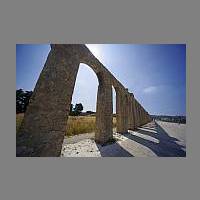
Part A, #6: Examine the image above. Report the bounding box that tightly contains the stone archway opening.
[65,63,99,138]
[112,86,117,133]
[64,61,113,146]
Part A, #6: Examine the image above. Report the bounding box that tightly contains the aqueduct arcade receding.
[17,44,152,157]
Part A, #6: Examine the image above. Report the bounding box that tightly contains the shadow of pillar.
[124,122,186,157]
[97,142,134,157]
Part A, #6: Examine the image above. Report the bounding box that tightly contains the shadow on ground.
[125,121,186,157]
[61,121,185,157]
[96,142,134,157]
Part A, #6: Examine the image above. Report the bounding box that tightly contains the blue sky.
[16,44,186,116]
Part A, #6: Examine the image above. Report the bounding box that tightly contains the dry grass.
[66,116,95,136]
[66,116,116,136]
[16,114,116,136]
[16,113,24,134]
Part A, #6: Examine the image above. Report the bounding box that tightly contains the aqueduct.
[17,44,152,157]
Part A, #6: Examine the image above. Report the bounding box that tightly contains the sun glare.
[86,44,102,59]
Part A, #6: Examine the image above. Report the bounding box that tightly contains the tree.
[16,89,33,113]
[16,89,24,113]
[23,90,33,111]
[86,111,95,114]
[73,103,83,116]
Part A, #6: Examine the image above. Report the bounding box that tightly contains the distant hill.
[151,115,186,124]
[80,111,116,117]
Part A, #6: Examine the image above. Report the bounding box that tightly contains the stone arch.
[17,44,113,157]
[76,63,113,144]
[17,44,152,157]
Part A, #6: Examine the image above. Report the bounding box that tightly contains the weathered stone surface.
[95,72,113,143]
[127,93,135,130]
[16,44,152,157]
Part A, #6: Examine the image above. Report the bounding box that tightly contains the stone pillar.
[17,45,80,157]
[141,106,144,125]
[143,109,146,124]
[140,107,143,125]
[141,107,145,125]
[116,89,128,133]
[123,92,129,132]
[144,110,147,124]
[133,96,137,130]
[128,93,135,130]
[141,106,145,125]
[147,112,149,122]
[95,73,113,144]
[127,92,131,129]
[148,113,152,122]
[116,89,123,133]
[135,101,140,127]
[137,103,140,126]
[146,112,149,123]
[138,103,142,126]
[134,100,138,128]
[133,97,138,129]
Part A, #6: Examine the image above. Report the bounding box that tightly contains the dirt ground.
[61,121,186,157]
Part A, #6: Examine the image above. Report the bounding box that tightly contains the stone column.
[135,101,140,127]
[116,89,123,133]
[133,97,138,129]
[143,111,146,124]
[133,96,137,130]
[138,103,142,126]
[144,109,146,124]
[147,112,149,122]
[134,100,138,128]
[148,113,152,122]
[123,92,129,132]
[140,105,143,126]
[128,93,135,130]
[17,45,80,157]
[95,73,113,144]
[144,110,147,124]
[141,106,144,125]
[140,107,143,125]
[137,103,140,126]
[116,89,128,133]
[141,107,145,125]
